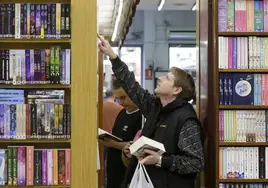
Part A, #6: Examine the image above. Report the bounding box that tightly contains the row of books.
[218,37,268,69]
[0,104,71,140]
[219,110,267,142]
[219,147,267,179]
[218,0,268,32]
[0,89,65,104]
[219,184,268,188]
[0,3,71,39]
[0,147,71,186]
[219,73,268,105]
[0,48,71,85]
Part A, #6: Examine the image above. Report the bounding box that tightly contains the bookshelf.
[215,0,268,187]
[0,0,97,188]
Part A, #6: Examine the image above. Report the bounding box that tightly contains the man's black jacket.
[110,56,204,188]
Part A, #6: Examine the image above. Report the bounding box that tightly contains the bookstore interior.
[0,0,266,187]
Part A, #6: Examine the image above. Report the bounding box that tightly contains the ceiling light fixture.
[192,3,196,11]
[111,0,124,42]
[157,0,165,11]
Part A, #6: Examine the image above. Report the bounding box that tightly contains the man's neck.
[106,97,114,102]
[126,108,139,114]
[159,96,176,106]
[126,107,139,114]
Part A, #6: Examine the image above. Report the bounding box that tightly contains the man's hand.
[100,137,128,150]
[138,149,161,165]
[97,34,117,59]
[123,141,134,158]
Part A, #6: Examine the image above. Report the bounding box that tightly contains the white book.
[98,128,122,141]
[129,136,166,157]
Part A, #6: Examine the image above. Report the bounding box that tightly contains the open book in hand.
[98,128,123,142]
[129,136,166,157]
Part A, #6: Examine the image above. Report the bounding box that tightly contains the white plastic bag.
[129,162,154,188]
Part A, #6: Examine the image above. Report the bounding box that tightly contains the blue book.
[232,73,254,105]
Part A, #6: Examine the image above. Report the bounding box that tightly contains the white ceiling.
[137,0,195,10]
[97,0,116,36]
[97,0,196,38]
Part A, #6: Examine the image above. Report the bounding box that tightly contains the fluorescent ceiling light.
[157,0,165,11]
[192,3,196,11]
[111,0,124,42]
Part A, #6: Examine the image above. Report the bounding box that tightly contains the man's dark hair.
[111,79,121,90]
[105,90,114,98]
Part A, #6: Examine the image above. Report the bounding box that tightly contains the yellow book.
[53,149,58,185]
[56,4,61,37]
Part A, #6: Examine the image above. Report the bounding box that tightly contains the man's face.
[114,88,137,111]
[154,72,181,97]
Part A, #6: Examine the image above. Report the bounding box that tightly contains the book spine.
[17,146,26,185]
[35,4,41,38]
[65,4,70,38]
[53,149,58,185]
[47,149,53,185]
[42,150,47,185]
[26,146,34,185]
[56,3,61,38]
[12,147,17,185]
[61,4,65,37]
[58,150,65,184]
[7,147,12,185]
[65,149,70,185]
[30,4,35,38]
[34,150,41,185]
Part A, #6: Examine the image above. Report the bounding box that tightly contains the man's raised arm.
[98,35,156,117]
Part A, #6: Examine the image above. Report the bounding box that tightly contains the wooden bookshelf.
[219,69,268,73]
[219,105,268,109]
[218,32,268,36]
[219,142,268,146]
[0,0,97,187]
[71,0,97,188]
[0,39,71,43]
[219,179,268,183]
[0,84,71,89]
[214,0,268,186]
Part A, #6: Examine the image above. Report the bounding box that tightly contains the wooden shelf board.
[0,39,71,43]
[219,105,268,109]
[218,32,268,36]
[219,142,268,146]
[0,0,70,3]
[219,179,268,183]
[219,69,268,73]
[0,186,70,187]
[0,139,71,143]
[0,84,71,89]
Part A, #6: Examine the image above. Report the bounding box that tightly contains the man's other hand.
[123,141,134,158]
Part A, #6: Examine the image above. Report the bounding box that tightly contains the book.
[0,3,71,39]
[4,146,71,186]
[0,48,71,85]
[218,110,268,142]
[98,128,122,141]
[129,136,166,157]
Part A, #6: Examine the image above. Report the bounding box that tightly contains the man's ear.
[173,87,182,95]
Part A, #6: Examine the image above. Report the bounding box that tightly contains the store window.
[120,46,142,84]
[169,45,196,70]
[169,44,197,105]
[103,46,142,94]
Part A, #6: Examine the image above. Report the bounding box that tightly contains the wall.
[124,10,196,92]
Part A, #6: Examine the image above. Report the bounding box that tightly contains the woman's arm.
[110,56,157,118]
[161,119,204,174]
